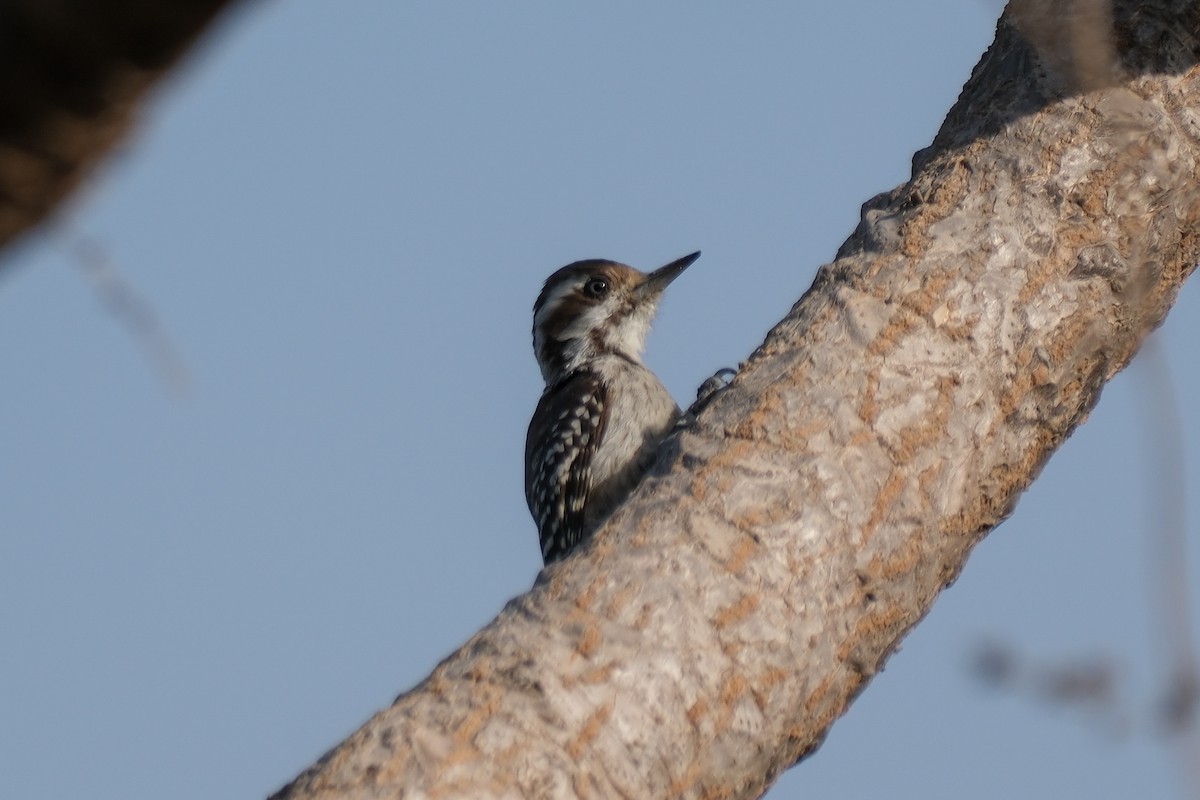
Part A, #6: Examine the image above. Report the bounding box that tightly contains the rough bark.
[0,0,237,255]
[273,2,1200,799]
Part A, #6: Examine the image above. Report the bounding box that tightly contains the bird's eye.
[583,277,609,298]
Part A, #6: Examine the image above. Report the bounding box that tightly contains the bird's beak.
[637,251,700,299]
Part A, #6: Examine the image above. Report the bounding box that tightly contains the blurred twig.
[68,234,190,396]
[1135,335,1200,798]
[1009,0,1119,92]
[973,642,1130,736]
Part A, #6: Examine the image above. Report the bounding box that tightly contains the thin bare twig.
[1134,336,1200,799]
[67,234,190,397]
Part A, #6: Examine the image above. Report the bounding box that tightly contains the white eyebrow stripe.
[533,278,582,332]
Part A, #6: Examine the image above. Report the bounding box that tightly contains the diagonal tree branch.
[0,0,239,256]
[272,2,1200,798]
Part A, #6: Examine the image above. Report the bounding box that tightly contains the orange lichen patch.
[441,734,487,767]
[734,368,824,446]
[702,781,745,800]
[540,567,588,605]
[848,427,875,447]
[758,665,789,697]
[859,368,879,423]
[713,593,760,630]
[939,314,979,341]
[750,667,790,713]
[573,577,601,613]
[721,673,749,704]
[463,658,493,684]
[714,673,749,730]
[423,669,450,698]
[495,741,522,762]
[864,543,922,582]
[1012,343,1036,373]
[788,418,831,448]
[900,227,929,261]
[634,502,671,539]
[994,386,1021,423]
[899,158,972,257]
[633,602,654,632]
[865,307,920,358]
[841,669,867,703]
[628,526,651,549]
[703,438,754,472]
[577,662,615,685]
[576,623,601,659]
[1057,223,1105,255]
[711,475,736,495]
[365,745,418,791]
[785,719,826,761]
[973,451,1042,523]
[667,763,705,797]
[590,529,619,560]
[891,375,958,461]
[802,672,837,714]
[916,460,944,499]
[729,500,792,533]
[725,405,771,442]
[860,468,904,544]
[451,686,501,748]
[1015,246,1068,306]
[902,268,954,317]
[317,729,369,779]
[567,703,613,760]
[429,777,486,800]
[1029,360,1051,387]
[833,635,855,665]
[1056,368,1091,402]
[439,743,480,770]
[724,536,759,574]
[600,582,636,620]
[686,697,709,726]
[1052,312,1110,364]
[772,419,820,455]
[844,604,910,656]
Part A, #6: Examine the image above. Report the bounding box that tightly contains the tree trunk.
[272,3,1200,798]
[0,0,237,254]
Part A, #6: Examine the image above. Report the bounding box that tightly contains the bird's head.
[531,251,699,383]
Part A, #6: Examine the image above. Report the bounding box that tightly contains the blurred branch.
[973,642,1130,736]
[1135,338,1200,798]
[0,0,241,259]
[1009,0,1118,91]
[972,335,1200,798]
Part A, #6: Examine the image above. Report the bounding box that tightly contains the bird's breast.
[585,359,679,530]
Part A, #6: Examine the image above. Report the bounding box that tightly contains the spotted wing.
[525,371,608,564]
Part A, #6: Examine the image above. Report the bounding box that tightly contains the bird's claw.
[696,367,737,405]
[675,367,737,430]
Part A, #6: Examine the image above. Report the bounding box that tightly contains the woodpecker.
[525,251,699,564]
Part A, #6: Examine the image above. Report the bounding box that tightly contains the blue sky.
[2,3,1196,798]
